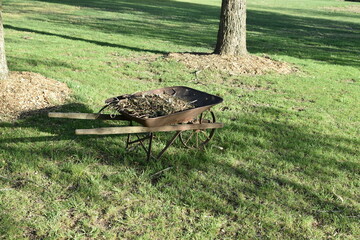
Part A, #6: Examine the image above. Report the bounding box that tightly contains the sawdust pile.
[324,5,360,13]
[167,53,298,75]
[107,94,195,118]
[0,71,71,121]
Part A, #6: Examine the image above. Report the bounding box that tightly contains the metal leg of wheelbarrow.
[125,132,154,161]
[156,131,181,159]
[125,121,133,150]
[126,133,152,157]
[147,133,153,161]
[125,121,152,159]
[125,131,181,161]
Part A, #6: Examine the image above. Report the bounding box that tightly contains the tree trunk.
[0,9,8,80]
[214,0,247,56]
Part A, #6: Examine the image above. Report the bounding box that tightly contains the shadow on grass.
[149,107,359,236]
[4,24,167,55]
[247,10,360,67]
[149,107,358,237]
[0,103,195,166]
[1,103,358,237]
[0,103,137,165]
[13,0,357,66]
[6,56,79,71]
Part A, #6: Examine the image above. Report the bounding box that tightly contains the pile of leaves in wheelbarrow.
[106,93,196,118]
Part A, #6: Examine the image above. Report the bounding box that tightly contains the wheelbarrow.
[49,86,224,161]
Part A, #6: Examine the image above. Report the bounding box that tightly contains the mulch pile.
[167,53,298,75]
[107,93,195,119]
[0,71,71,121]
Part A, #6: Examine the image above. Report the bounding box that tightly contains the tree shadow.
[247,10,360,66]
[4,24,167,55]
[6,55,78,71]
[0,103,198,166]
[147,106,359,236]
[1,103,358,237]
[14,0,359,66]
[8,0,219,51]
[1,103,127,166]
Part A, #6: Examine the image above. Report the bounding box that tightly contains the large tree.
[0,2,8,80]
[214,0,247,56]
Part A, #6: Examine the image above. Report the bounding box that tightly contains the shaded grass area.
[13,0,360,66]
[1,0,360,238]
[1,103,359,239]
[247,10,360,67]
[4,24,167,54]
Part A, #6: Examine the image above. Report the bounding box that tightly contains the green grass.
[1,0,359,239]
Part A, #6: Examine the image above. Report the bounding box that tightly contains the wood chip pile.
[108,93,196,118]
[167,53,298,75]
[0,71,70,121]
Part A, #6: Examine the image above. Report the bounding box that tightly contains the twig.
[0,188,13,191]
[194,70,202,81]
[314,210,341,213]
[213,145,224,150]
[332,188,344,203]
[151,167,173,178]
[188,99,198,105]
[0,175,12,181]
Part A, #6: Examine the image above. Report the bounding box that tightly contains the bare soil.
[0,71,71,121]
[167,53,298,75]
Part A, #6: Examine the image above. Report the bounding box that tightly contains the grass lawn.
[1,0,359,239]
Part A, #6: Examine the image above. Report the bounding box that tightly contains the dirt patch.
[324,6,360,13]
[0,71,71,121]
[167,53,298,75]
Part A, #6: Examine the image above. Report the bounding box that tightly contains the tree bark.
[214,0,247,56]
[0,8,8,80]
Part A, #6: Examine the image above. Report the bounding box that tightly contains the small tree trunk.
[214,0,247,56]
[0,10,9,80]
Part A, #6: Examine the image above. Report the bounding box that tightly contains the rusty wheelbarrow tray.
[49,86,224,161]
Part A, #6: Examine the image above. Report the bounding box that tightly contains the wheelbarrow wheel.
[179,110,216,149]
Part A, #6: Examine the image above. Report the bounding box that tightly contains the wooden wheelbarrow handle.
[75,123,224,135]
[48,112,128,121]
